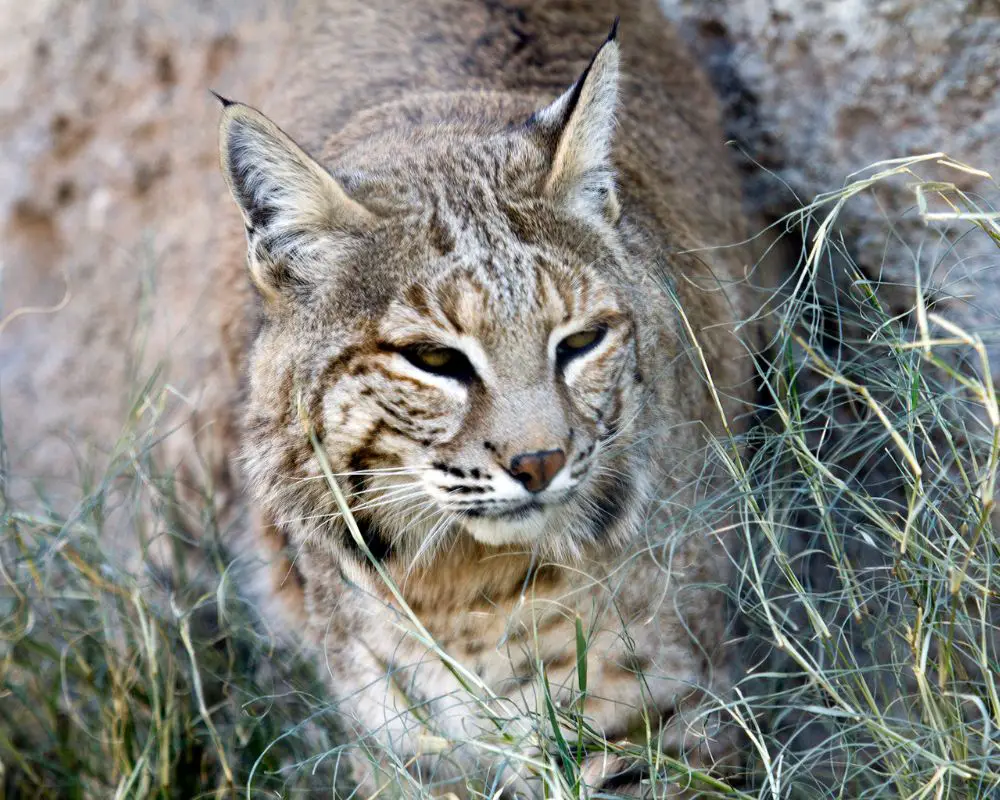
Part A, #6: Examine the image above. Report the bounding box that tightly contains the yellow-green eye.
[556,326,607,367]
[399,344,477,382]
[415,348,454,370]
[562,329,600,350]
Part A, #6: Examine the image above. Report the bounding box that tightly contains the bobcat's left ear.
[215,96,374,304]
[531,20,621,224]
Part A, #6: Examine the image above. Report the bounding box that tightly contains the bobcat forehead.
[382,260,623,350]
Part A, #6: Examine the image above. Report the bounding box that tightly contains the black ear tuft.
[210,89,236,108]
[607,16,620,43]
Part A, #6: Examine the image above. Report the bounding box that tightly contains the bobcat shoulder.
[211,0,764,794]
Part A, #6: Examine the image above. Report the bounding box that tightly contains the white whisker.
[345,481,423,499]
[351,490,428,514]
[285,466,429,485]
[405,511,458,576]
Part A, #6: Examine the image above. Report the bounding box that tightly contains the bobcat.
[215,0,765,795]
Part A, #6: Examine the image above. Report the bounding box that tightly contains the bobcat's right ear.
[530,22,621,224]
[217,100,373,302]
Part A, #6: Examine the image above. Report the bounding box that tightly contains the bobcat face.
[224,36,646,559]
[318,217,640,551]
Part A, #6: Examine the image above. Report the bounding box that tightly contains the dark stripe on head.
[428,206,456,256]
[339,421,399,564]
[404,282,430,314]
[309,342,376,436]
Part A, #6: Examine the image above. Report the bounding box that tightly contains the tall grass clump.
[731,155,1000,799]
[0,154,998,798]
[0,387,337,797]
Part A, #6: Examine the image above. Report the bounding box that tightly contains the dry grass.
[2,155,999,798]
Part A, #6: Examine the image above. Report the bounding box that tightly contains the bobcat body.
[215,0,763,794]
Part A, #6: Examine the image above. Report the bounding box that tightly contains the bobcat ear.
[532,21,621,223]
[217,101,372,301]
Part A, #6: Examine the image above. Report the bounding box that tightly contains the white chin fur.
[460,510,551,547]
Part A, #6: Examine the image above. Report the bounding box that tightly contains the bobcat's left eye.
[399,344,477,383]
[415,348,453,369]
[556,326,606,366]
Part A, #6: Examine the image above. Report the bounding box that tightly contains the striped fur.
[216,1,767,795]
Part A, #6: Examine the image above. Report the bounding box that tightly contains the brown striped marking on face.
[318,250,641,556]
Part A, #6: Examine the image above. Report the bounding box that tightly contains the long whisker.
[275,510,342,527]
[598,405,644,451]
[276,488,428,526]
[412,510,451,550]
[406,511,458,575]
[350,490,429,514]
[337,465,432,475]
[588,463,632,483]
[345,481,423,499]
[395,501,441,535]
[287,467,428,485]
[349,483,427,504]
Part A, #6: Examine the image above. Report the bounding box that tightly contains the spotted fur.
[215,1,768,795]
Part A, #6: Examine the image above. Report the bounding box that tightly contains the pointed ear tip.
[209,89,238,108]
[608,16,620,42]
[597,24,621,67]
[595,37,621,75]
[217,101,267,140]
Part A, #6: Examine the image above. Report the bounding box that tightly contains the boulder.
[661,0,1000,357]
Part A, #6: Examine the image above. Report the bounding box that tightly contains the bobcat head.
[220,31,654,564]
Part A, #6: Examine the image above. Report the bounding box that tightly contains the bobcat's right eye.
[399,344,477,383]
[556,325,607,368]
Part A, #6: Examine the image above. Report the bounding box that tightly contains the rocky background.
[1,1,284,505]
[1,0,998,502]
[664,0,1000,343]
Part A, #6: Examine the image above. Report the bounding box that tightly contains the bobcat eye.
[415,348,452,369]
[556,326,607,367]
[400,344,477,382]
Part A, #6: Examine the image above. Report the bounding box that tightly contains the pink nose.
[508,449,566,493]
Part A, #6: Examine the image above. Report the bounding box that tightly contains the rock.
[0,1,282,507]
[660,0,1000,358]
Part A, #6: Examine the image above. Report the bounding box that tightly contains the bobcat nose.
[508,449,566,493]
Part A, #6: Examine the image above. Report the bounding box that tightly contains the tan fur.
[209,1,768,795]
